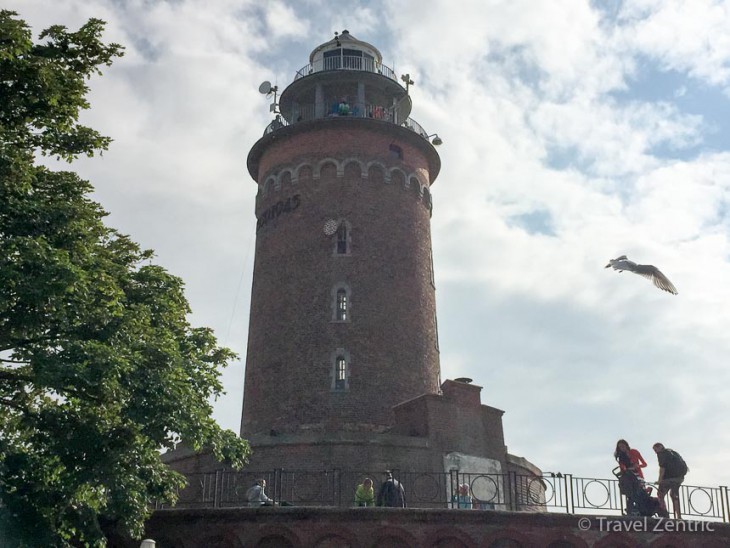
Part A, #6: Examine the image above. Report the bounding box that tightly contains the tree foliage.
[0,11,250,545]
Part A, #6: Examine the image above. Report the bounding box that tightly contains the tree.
[0,11,250,545]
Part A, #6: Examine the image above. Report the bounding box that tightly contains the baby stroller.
[612,467,669,518]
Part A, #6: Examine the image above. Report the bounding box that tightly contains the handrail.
[263,112,433,145]
[294,55,398,82]
[156,469,730,522]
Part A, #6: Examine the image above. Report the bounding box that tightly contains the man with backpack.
[653,442,688,519]
[376,470,406,507]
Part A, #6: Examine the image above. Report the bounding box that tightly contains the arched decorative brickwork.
[198,531,244,548]
[257,158,431,212]
[427,526,477,548]
[137,507,730,548]
[280,169,292,188]
[487,539,524,548]
[263,176,276,196]
[318,159,338,181]
[343,159,365,180]
[367,162,385,184]
[593,533,637,548]
[369,526,418,548]
[311,526,359,548]
[482,528,532,548]
[542,532,588,548]
[389,167,406,188]
[248,524,301,548]
[409,176,423,196]
[296,163,312,183]
[256,536,294,548]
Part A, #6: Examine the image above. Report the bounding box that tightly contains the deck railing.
[294,55,398,82]
[156,469,730,522]
[263,111,431,144]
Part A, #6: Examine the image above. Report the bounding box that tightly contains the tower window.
[331,348,350,391]
[336,289,348,321]
[334,222,351,255]
[335,356,347,390]
[331,283,352,322]
[389,144,403,160]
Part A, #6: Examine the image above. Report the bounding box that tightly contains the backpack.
[665,449,689,477]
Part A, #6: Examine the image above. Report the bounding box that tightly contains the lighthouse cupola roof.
[309,29,383,66]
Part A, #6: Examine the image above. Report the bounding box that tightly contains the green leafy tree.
[0,11,250,546]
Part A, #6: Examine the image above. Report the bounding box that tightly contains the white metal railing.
[294,55,398,82]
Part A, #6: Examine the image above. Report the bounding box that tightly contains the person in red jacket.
[614,439,648,479]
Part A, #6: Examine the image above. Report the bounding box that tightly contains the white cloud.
[11,0,730,490]
[618,0,730,90]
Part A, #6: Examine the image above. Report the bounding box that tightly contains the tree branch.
[0,397,28,412]
[0,369,33,383]
[0,357,30,365]
[0,334,60,353]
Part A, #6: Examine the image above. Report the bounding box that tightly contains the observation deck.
[263,30,435,145]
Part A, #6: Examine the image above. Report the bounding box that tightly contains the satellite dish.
[258,81,273,95]
[323,219,339,236]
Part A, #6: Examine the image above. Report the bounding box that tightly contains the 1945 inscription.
[256,194,301,232]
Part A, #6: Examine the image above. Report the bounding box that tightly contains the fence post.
[564,474,574,514]
[273,469,282,505]
[449,469,458,509]
[721,486,729,523]
[213,469,221,508]
[508,471,517,511]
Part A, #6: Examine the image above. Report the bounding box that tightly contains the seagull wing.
[632,264,678,295]
[608,259,636,271]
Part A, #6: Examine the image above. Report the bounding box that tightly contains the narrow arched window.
[331,283,352,322]
[331,348,350,391]
[335,356,347,390]
[336,223,349,254]
[336,289,348,321]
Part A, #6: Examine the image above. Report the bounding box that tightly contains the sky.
[11,0,730,491]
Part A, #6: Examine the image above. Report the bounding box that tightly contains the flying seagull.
[605,255,678,295]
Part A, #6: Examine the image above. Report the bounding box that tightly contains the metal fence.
[294,56,398,82]
[157,469,730,522]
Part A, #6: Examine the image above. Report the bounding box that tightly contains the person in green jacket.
[355,478,375,507]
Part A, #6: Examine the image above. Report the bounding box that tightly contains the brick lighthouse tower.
[241,30,444,469]
[163,30,541,508]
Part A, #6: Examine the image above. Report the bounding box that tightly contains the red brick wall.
[392,382,508,465]
[241,120,441,438]
[109,507,730,548]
